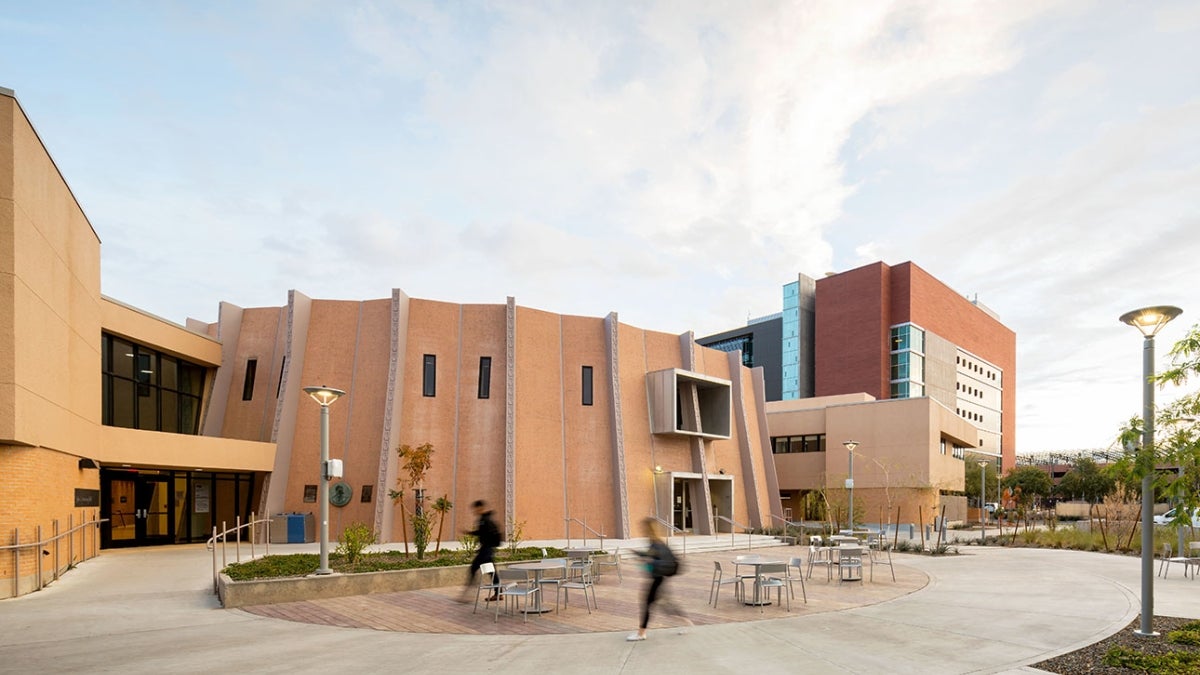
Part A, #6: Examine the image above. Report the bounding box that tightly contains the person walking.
[628,517,691,641]
[463,499,502,602]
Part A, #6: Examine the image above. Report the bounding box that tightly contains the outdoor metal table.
[732,554,788,606]
[508,559,567,613]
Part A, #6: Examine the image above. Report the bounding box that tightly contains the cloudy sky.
[2,1,1197,454]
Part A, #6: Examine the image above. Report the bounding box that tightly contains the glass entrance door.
[138,474,172,545]
[672,478,693,531]
[102,470,174,547]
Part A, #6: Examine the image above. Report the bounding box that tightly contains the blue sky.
[2,1,1198,453]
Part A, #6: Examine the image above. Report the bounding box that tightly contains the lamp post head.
[842,440,859,453]
[303,385,346,407]
[1120,305,1182,338]
[978,460,989,468]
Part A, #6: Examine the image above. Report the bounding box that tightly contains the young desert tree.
[431,495,453,553]
[398,442,435,558]
[1152,322,1200,525]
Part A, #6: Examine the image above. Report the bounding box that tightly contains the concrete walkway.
[1,542,1198,674]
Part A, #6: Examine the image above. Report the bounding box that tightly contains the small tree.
[1153,322,1200,526]
[431,496,453,553]
[388,487,410,556]
[397,443,435,559]
[1003,466,1054,531]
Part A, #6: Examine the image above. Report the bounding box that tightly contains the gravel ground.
[1034,615,1200,673]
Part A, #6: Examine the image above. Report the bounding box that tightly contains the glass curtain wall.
[102,333,206,433]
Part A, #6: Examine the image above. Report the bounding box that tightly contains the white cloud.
[4,0,1195,452]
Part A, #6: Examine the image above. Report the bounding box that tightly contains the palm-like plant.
[388,487,410,556]
[431,496,453,553]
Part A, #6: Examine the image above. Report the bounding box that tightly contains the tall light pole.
[978,460,989,545]
[1120,305,1182,637]
[843,440,859,533]
[304,385,346,575]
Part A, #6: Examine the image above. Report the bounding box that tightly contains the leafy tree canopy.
[1003,465,1055,507]
[1056,457,1114,503]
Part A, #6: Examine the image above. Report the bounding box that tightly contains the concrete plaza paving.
[2,538,1199,674]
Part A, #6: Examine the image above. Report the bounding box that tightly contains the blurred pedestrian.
[462,499,501,602]
[628,517,691,640]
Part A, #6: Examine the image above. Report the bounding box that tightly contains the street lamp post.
[843,440,859,533]
[1120,305,1182,637]
[303,385,346,575]
[979,460,989,545]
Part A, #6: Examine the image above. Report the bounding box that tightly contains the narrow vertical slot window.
[582,365,593,406]
[242,359,258,401]
[423,354,437,397]
[478,356,492,399]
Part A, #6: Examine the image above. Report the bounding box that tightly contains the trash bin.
[287,513,315,543]
[270,514,290,544]
[270,513,316,543]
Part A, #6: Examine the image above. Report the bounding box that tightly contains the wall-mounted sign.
[74,488,100,507]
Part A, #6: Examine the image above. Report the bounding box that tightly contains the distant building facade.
[701,261,1016,527]
[0,89,780,596]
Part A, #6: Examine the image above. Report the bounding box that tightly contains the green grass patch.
[223,546,561,581]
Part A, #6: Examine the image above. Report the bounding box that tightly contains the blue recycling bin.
[287,513,314,543]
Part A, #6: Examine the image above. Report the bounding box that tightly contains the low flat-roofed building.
[767,393,982,527]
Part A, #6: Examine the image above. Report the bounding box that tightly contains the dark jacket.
[472,511,501,550]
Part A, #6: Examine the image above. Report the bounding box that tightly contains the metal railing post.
[212,526,219,593]
[36,525,43,590]
[53,520,60,582]
[221,521,227,569]
[13,528,19,598]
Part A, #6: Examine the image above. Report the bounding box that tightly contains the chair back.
[480,561,495,578]
[757,563,788,576]
[497,568,531,585]
[573,560,594,583]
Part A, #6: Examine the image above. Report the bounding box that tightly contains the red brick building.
[814,261,1016,469]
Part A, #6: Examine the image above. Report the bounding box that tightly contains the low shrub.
[336,522,376,565]
[1103,645,1200,673]
[1168,621,1200,647]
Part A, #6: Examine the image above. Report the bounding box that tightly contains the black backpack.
[653,542,678,577]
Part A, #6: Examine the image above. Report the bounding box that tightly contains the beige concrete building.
[768,393,981,528]
[1,88,780,597]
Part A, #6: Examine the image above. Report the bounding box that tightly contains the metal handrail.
[3,511,106,599]
[766,514,807,544]
[564,517,606,551]
[714,515,756,550]
[651,516,687,553]
[207,512,272,593]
